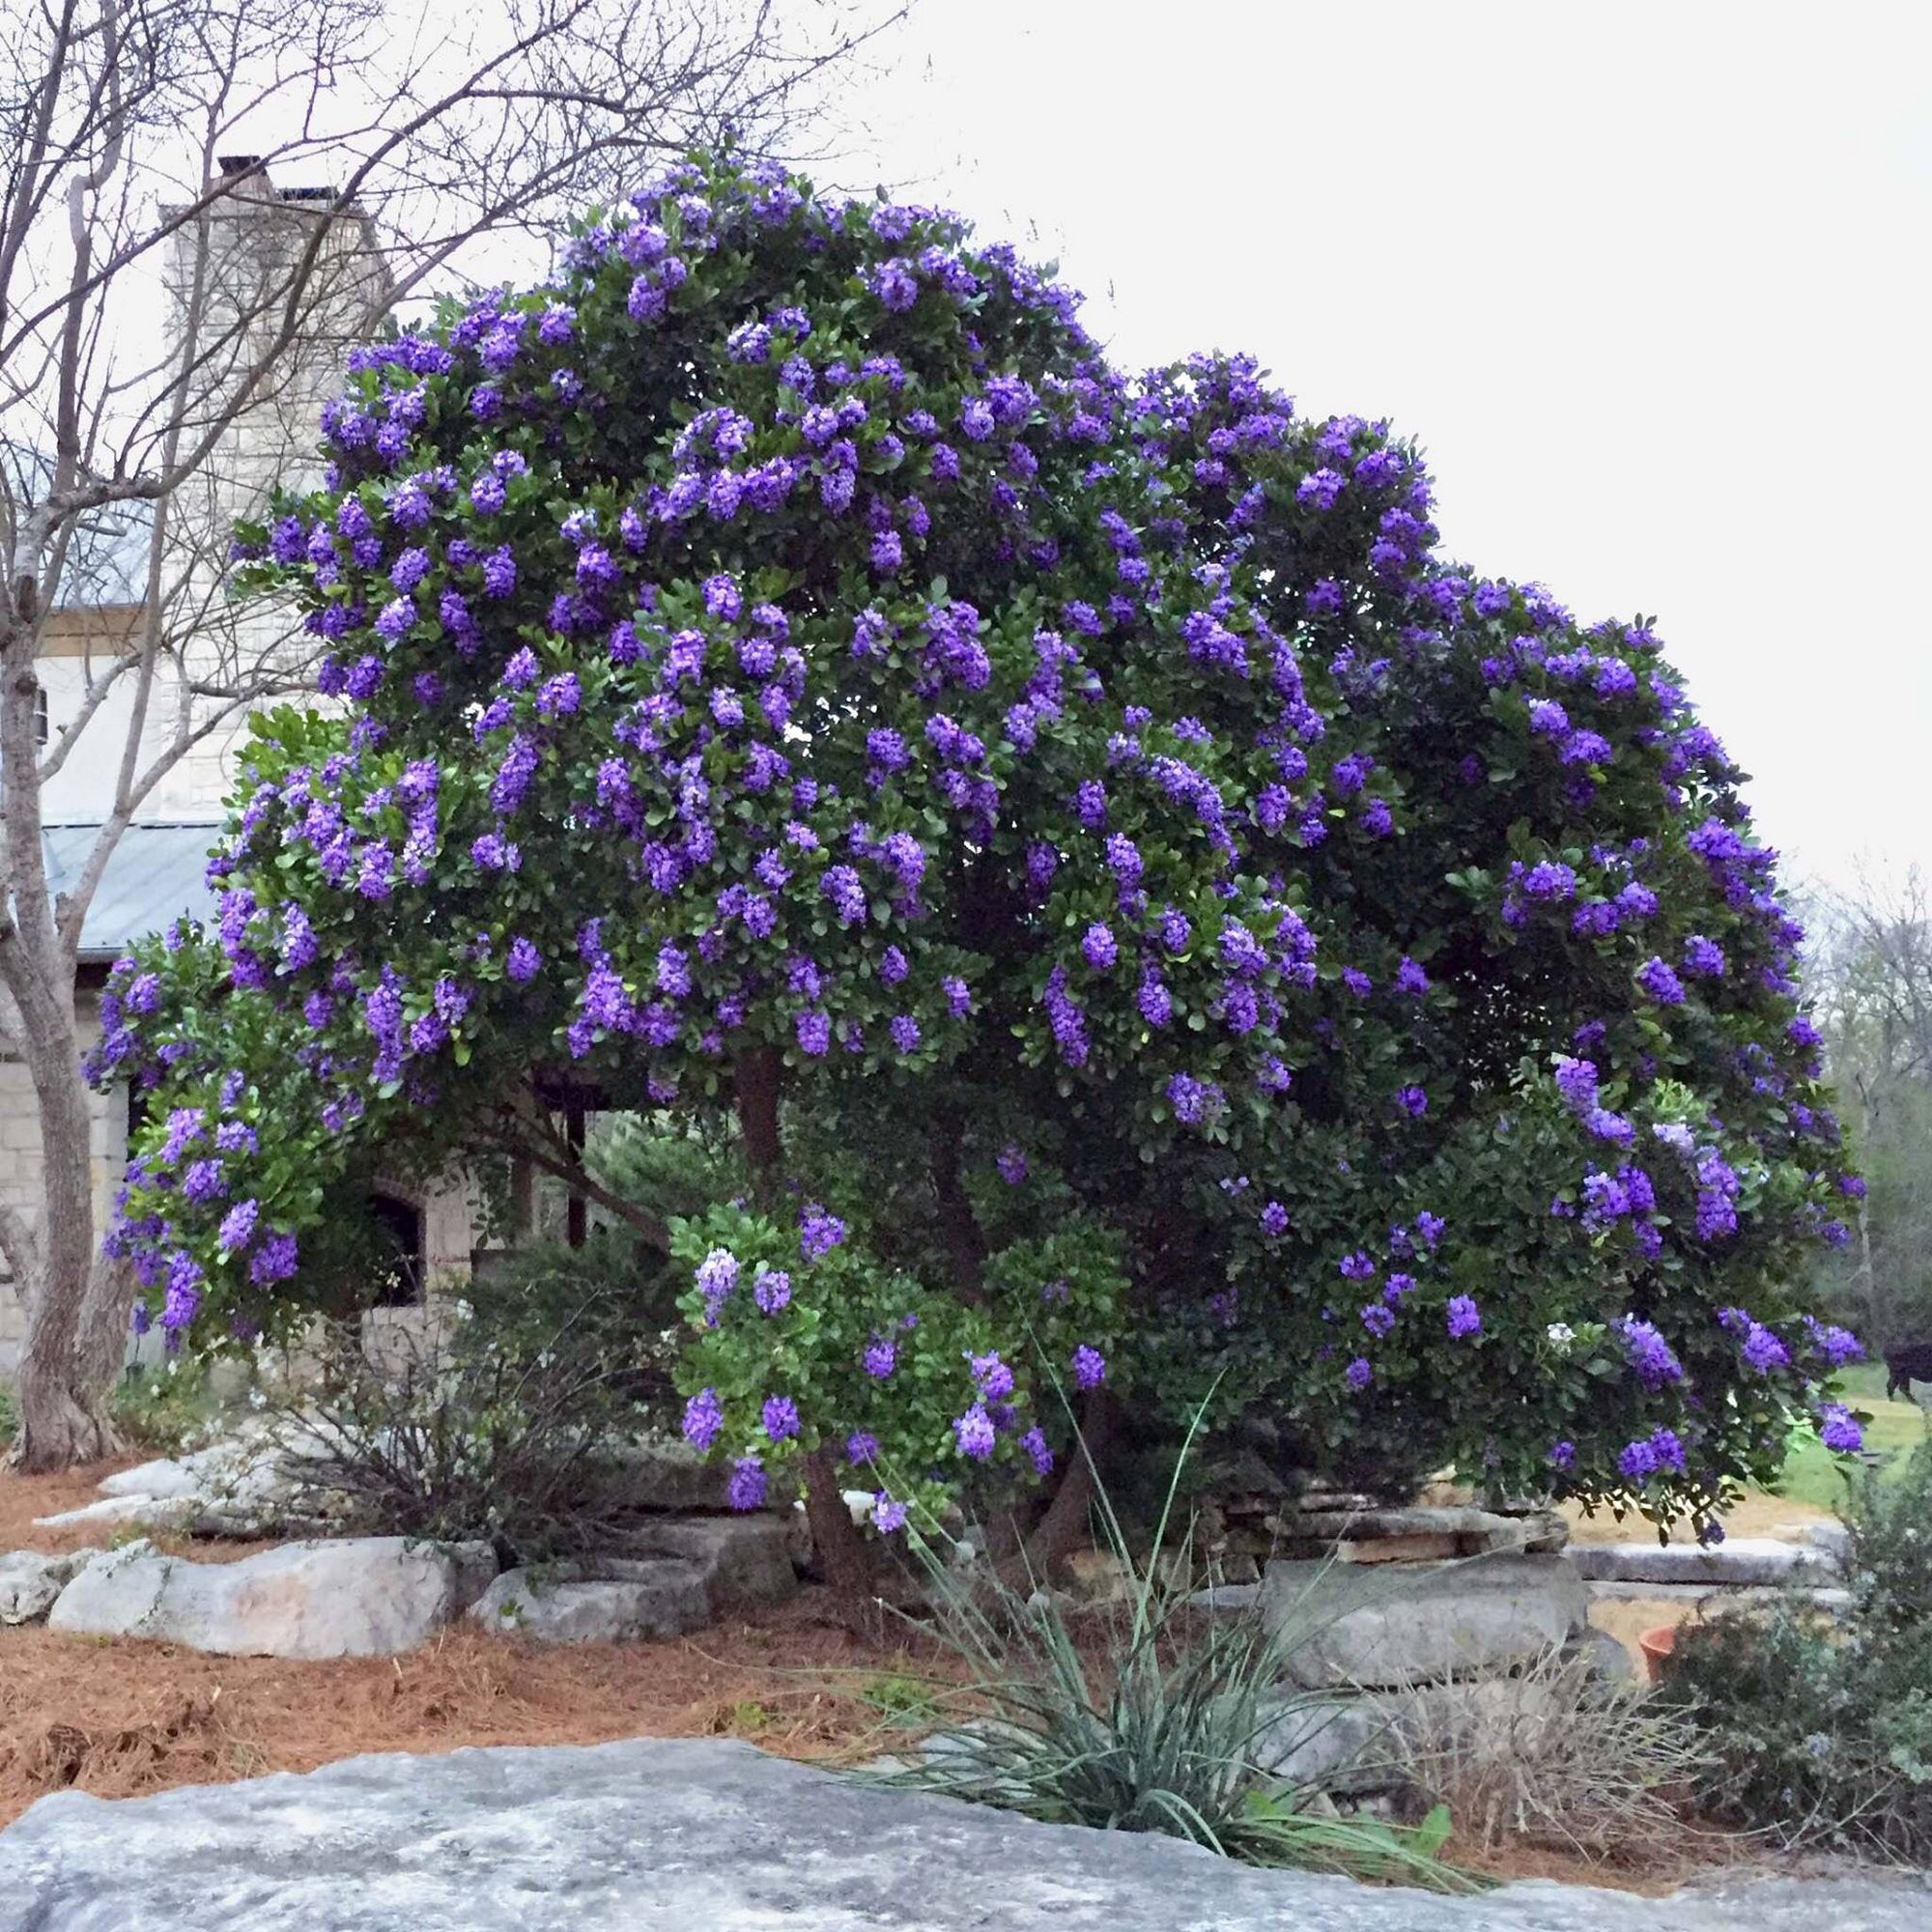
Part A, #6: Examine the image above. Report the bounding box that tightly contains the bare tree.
[0,0,904,1469]
[1809,866,1932,1343]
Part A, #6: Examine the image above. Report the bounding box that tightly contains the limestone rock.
[1787,1520,1851,1565]
[468,1561,710,1642]
[1264,1503,1569,1558]
[97,1458,205,1501]
[1263,1552,1588,1688]
[602,1436,796,1514]
[0,1548,99,1625]
[73,1431,332,1540]
[1584,1580,1852,1612]
[32,1493,198,1533]
[1253,1695,1394,1792]
[1185,1580,1264,1615]
[0,1734,1925,1931]
[609,1515,796,1610]
[1564,1624,1639,1685]
[46,1536,489,1658]
[1335,1533,1462,1565]
[1567,1539,1835,1588]
[1061,1547,1133,1604]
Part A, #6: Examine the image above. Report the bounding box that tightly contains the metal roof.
[40,822,223,961]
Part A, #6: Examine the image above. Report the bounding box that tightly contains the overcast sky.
[847,1,1930,903]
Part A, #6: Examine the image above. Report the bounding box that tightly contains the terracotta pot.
[1638,1622,1679,1682]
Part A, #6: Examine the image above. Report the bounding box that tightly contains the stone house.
[0,161,479,1377]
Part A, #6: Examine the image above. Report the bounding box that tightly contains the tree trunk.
[734,1046,783,1182]
[9,1015,123,1470]
[805,1447,879,1637]
[731,1045,875,1629]
[1026,1390,1117,1580]
[928,1104,987,1299]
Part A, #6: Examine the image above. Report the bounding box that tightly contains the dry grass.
[1377,1646,1719,1868]
[1563,1492,1833,1546]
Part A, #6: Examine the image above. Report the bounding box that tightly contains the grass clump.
[867,1413,1473,1890]
[1377,1646,1712,1861]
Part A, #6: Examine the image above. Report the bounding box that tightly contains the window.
[34,686,47,749]
[365,1191,425,1307]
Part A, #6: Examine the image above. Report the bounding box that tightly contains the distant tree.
[98,156,1864,1603]
[0,0,902,1471]
[1810,869,1932,1343]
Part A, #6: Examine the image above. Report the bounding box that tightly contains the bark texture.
[1025,1390,1118,1580]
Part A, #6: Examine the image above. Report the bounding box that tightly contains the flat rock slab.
[47,1536,495,1658]
[96,1457,207,1501]
[1270,1504,1571,1556]
[469,1562,711,1643]
[1585,1581,1853,1611]
[0,1736,1922,1932]
[1263,1552,1588,1687]
[33,1492,200,1533]
[1569,1541,1837,1587]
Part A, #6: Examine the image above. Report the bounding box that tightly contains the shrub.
[109,1357,217,1455]
[275,1249,670,1558]
[97,150,1861,1547]
[1660,1437,1932,1858]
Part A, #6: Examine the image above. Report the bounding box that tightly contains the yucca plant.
[866,1402,1476,1890]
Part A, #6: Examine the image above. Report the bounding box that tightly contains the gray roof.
[41,822,223,961]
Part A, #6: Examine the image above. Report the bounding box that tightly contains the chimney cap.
[216,154,265,178]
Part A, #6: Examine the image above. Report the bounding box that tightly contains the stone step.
[603,1513,798,1611]
[1568,1538,1836,1587]
[1586,1578,1852,1610]
[1261,1551,1588,1689]
[469,1561,713,1643]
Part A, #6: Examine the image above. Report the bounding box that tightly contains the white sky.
[848,0,1931,901]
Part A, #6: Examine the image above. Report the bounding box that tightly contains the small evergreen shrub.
[110,1356,217,1455]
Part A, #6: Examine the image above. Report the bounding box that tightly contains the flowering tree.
[94,155,1865,1584]
[0,0,902,1472]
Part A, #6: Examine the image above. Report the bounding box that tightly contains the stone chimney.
[163,157,388,523]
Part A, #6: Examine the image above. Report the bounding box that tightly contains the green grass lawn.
[1766,1360,1930,1511]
